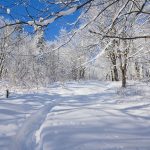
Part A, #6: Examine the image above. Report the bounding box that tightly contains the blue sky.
[44,11,80,40]
[0,0,81,40]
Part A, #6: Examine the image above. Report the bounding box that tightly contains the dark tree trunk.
[113,66,119,81]
[121,68,127,88]
[6,89,9,98]
[111,70,114,81]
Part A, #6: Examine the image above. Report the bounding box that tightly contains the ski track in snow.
[10,103,56,150]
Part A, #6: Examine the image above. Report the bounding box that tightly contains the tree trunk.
[6,89,9,98]
[121,68,126,88]
[118,49,128,88]
[79,67,85,79]
[113,66,119,81]
[108,49,119,82]
[111,70,114,81]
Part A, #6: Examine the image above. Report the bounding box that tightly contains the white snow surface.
[0,81,150,150]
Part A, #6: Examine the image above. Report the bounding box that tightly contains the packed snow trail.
[11,103,56,150]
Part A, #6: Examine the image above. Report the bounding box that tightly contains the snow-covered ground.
[0,81,150,150]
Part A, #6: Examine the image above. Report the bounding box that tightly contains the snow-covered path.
[11,103,55,150]
[0,81,150,150]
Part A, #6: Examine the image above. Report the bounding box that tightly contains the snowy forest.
[0,0,150,150]
[0,0,149,88]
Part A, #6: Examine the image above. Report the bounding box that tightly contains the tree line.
[0,0,149,87]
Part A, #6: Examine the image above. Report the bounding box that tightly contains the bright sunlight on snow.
[0,81,150,150]
[0,1,150,150]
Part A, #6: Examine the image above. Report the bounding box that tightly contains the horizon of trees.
[0,0,150,88]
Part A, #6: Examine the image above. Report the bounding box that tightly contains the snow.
[57,7,77,16]
[27,7,77,27]
[42,16,57,26]
[6,8,10,14]
[0,81,150,150]
[28,21,34,26]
